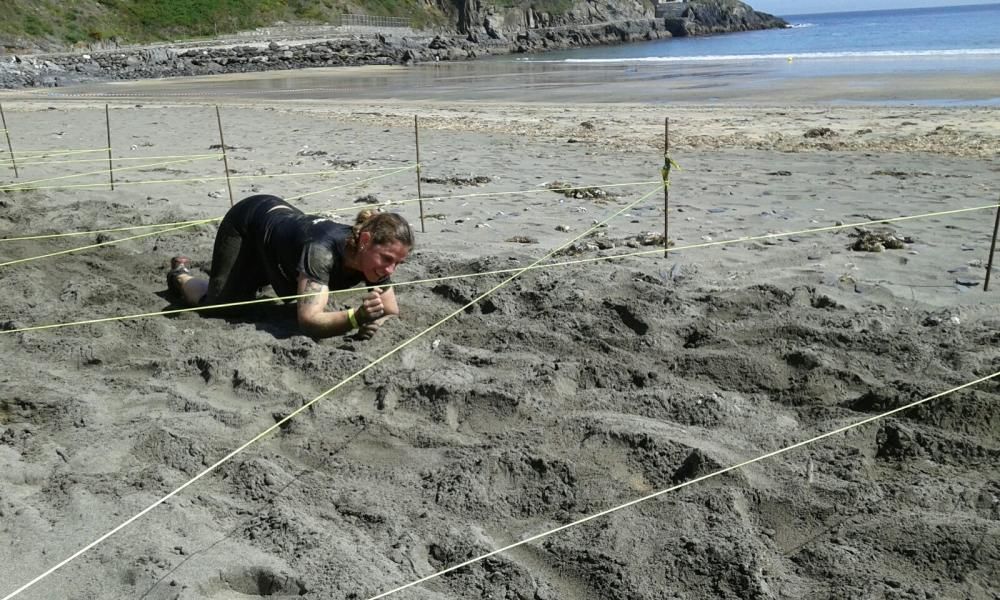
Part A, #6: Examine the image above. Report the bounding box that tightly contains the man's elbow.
[297,316,317,337]
[297,311,326,338]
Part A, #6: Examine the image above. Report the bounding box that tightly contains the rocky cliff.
[0,0,786,89]
[448,0,784,38]
[662,0,784,36]
[451,0,654,36]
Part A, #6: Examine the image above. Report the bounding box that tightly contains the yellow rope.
[4,201,998,335]
[0,220,216,268]
[0,182,666,600]
[0,155,216,191]
[364,368,1000,600]
[414,180,660,204]
[214,164,417,185]
[0,163,415,192]
[0,147,109,158]
[0,166,416,267]
[285,164,417,202]
[603,201,1000,261]
[0,179,656,241]
[1,287,358,335]
[0,218,219,242]
[11,153,221,167]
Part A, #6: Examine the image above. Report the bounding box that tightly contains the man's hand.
[355,319,382,340]
[357,287,385,323]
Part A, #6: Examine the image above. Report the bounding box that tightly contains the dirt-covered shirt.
[240,195,389,297]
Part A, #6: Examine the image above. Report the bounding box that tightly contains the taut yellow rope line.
[11,153,220,167]
[0,182,665,600]
[0,165,417,267]
[1,287,360,335]
[0,220,218,268]
[0,155,216,191]
[284,163,416,202]
[0,146,110,158]
[0,218,216,242]
[0,180,659,242]
[0,163,414,192]
[414,180,660,204]
[4,201,997,336]
[365,369,1000,599]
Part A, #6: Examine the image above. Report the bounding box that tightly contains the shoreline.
[5,54,1000,107]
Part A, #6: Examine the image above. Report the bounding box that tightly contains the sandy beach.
[11,56,1000,105]
[0,62,999,600]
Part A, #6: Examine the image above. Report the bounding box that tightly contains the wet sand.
[0,63,999,600]
[9,54,1000,105]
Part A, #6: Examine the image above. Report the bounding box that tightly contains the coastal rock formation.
[662,0,785,36]
[453,0,653,35]
[0,0,786,89]
[453,0,783,38]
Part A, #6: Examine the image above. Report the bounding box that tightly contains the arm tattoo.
[301,280,323,305]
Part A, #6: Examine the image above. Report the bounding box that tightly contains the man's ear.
[359,231,372,247]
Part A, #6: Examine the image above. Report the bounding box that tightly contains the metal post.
[216,106,235,207]
[105,104,115,190]
[985,195,1000,292]
[0,102,18,178]
[414,115,425,233]
[663,117,670,258]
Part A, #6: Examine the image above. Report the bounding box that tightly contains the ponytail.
[350,210,414,251]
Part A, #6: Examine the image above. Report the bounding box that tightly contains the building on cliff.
[654,0,688,19]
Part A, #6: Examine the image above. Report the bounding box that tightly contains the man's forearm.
[299,307,355,338]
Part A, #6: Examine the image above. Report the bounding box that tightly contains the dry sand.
[0,73,999,600]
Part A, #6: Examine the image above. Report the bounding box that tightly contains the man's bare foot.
[166,256,192,296]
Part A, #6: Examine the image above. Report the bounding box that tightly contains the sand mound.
[1,102,998,600]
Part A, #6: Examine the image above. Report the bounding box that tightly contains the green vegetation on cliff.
[0,0,449,48]
[0,0,776,52]
[0,0,597,49]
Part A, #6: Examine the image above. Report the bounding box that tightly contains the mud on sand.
[0,102,998,599]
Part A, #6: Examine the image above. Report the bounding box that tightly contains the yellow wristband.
[347,307,359,329]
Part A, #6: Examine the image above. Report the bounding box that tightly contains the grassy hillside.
[0,0,659,50]
[0,0,450,48]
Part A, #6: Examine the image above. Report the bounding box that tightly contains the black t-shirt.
[245,197,389,297]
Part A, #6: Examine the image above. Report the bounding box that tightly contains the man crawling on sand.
[166,194,413,340]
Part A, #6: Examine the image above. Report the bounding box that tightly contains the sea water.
[58,3,1000,104]
[516,2,1000,75]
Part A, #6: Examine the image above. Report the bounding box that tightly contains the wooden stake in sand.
[105,104,115,190]
[663,117,670,258]
[215,106,235,207]
[414,115,425,233]
[985,195,1000,292]
[0,102,18,178]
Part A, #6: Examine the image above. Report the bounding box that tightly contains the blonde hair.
[350,210,414,251]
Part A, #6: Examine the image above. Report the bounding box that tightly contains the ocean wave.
[788,23,815,28]
[529,48,1000,63]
